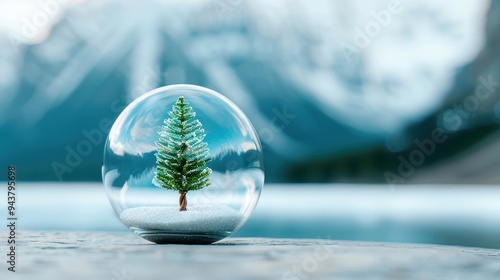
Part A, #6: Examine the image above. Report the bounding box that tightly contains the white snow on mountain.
[0,0,490,137]
[246,0,490,133]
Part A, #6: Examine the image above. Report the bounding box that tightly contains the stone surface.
[1,231,500,279]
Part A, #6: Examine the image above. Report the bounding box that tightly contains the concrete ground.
[1,231,500,280]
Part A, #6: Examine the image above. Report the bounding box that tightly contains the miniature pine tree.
[152,96,212,211]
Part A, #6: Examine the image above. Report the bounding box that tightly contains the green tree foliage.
[152,96,211,210]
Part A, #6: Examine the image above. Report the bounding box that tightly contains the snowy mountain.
[0,0,498,182]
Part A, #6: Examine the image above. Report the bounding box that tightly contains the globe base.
[133,228,230,244]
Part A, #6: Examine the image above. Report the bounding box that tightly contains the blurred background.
[1,0,500,248]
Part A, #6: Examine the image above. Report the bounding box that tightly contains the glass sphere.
[102,84,264,244]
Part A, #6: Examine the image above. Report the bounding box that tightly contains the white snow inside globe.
[102,84,264,244]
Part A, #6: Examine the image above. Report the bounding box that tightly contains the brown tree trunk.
[179,191,187,211]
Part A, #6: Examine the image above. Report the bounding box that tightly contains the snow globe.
[102,85,264,244]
